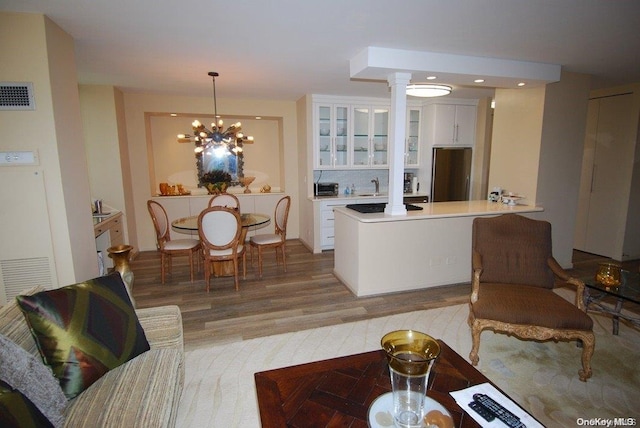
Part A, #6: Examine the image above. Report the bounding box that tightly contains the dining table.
[171,212,271,277]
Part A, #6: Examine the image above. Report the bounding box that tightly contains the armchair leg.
[578,332,595,381]
[469,320,482,366]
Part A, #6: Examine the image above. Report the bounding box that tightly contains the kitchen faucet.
[371,177,379,194]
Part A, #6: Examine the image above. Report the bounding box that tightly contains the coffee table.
[255,340,511,427]
[584,269,640,335]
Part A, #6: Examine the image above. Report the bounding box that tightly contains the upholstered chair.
[198,206,246,291]
[468,213,595,381]
[147,200,201,284]
[208,193,240,210]
[249,196,291,278]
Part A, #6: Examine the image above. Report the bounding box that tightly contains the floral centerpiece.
[201,170,232,194]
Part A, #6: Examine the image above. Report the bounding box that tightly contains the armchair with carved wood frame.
[468,214,595,381]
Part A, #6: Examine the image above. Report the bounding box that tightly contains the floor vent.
[0,257,53,304]
[0,82,35,110]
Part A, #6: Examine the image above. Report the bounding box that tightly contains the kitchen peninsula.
[333,200,543,297]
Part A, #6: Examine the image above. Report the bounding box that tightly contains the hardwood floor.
[130,240,639,351]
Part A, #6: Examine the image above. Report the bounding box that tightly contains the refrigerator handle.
[465,175,470,200]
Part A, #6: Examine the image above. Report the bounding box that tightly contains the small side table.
[583,269,640,335]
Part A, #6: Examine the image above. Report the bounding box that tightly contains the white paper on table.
[449,382,544,428]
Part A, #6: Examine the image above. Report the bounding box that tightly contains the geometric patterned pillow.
[16,272,150,399]
[0,380,53,428]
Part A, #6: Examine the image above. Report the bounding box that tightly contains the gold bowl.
[595,262,621,288]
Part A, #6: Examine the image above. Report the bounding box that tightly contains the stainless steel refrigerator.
[431,147,472,202]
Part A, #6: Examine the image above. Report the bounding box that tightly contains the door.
[577,93,636,258]
[431,147,472,202]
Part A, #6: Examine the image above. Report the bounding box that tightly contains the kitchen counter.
[333,200,544,297]
[309,192,429,202]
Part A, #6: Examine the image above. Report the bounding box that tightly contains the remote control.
[470,393,526,428]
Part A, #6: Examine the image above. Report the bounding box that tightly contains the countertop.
[334,200,543,222]
[310,192,429,202]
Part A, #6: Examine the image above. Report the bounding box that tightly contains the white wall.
[490,72,591,267]
[0,13,96,286]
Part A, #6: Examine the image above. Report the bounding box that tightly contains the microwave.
[314,182,339,197]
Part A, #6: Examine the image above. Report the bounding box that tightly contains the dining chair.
[198,206,246,291]
[208,193,240,210]
[249,196,291,279]
[147,200,201,284]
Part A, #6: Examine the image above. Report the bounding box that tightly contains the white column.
[385,72,412,215]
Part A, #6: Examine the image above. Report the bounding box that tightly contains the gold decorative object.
[107,244,135,306]
[239,176,255,193]
[595,262,621,288]
[260,184,271,193]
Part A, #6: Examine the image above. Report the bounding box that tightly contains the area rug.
[176,290,640,427]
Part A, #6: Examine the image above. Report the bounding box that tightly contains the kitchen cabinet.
[424,103,477,146]
[574,92,640,260]
[313,196,386,252]
[314,103,350,168]
[352,105,389,168]
[405,108,421,166]
[94,212,124,270]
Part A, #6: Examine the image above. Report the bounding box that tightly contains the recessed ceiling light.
[426,76,437,80]
[170,113,178,117]
[255,116,262,120]
[517,82,526,87]
[406,84,452,98]
[474,79,485,83]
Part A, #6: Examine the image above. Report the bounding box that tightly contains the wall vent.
[0,82,35,110]
[0,257,53,304]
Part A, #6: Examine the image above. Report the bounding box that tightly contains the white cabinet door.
[405,108,421,166]
[352,105,389,168]
[426,104,476,146]
[315,104,349,169]
[454,105,477,146]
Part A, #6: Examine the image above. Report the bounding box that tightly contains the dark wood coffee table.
[255,340,505,427]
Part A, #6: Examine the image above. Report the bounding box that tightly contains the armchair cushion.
[472,283,593,330]
[473,214,555,288]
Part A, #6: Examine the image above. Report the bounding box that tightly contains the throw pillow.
[0,334,66,427]
[16,272,150,399]
[0,380,53,428]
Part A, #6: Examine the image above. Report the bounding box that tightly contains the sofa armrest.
[136,305,184,354]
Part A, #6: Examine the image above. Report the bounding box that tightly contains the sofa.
[0,278,184,427]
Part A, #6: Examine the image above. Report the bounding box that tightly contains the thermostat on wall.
[0,151,39,165]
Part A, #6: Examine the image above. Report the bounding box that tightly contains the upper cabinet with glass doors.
[352,105,389,168]
[404,108,421,167]
[315,104,349,169]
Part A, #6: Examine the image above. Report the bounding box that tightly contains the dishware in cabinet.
[315,103,349,168]
[405,107,421,166]
[352,105,389,167]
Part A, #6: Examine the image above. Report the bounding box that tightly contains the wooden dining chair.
[208,193,240,210]
[249,196,291,278]
[147,200,201,284]
[198,206,246,291]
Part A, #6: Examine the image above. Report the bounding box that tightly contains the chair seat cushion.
[471,283,593,331]
[164,239,200,251]
[250,234,281,245]
[207,244,244,257]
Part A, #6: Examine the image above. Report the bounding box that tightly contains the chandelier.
[177,72,254,156]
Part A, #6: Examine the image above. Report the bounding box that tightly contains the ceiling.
[2,0,639,101]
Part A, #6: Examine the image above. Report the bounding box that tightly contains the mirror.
[146,113,283,193]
